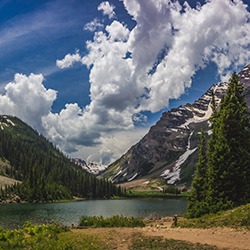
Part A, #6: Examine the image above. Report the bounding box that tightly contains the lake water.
[0,199,187,229]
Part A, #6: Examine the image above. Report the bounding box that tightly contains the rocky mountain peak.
[102,80,229,186]
[71,158,107,175]
[239,63,250,107]
[99,65,250,188]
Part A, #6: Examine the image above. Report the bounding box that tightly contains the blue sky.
[0,0,250,164]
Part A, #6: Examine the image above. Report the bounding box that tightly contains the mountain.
[0,116,123,202]
[102,64,250,189]
[71,158,107,175]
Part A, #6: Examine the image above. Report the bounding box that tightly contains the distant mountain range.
[101,64,250,189]
[71,158,107,175]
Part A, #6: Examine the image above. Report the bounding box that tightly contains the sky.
[0,0,250,165]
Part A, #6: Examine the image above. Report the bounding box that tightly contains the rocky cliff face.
[102,64,250,187]
[239,64,250,108]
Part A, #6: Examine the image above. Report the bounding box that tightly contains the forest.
[0,117,124,202]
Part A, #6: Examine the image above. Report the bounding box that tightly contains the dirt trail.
[73,221,250,250]
[143,226,250,250]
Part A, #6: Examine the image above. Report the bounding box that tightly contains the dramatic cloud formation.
[55,0,250,163]
[1,0,250,164]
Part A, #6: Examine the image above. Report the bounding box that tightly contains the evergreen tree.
[206,72,250,213]
[187,130,208,218]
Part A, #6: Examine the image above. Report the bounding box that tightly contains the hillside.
[178,203,250,229]
[102,64,250,190]
[0,116,123,202]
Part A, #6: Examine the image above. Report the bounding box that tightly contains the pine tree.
[206,72,250,213]
[187,130,209,218]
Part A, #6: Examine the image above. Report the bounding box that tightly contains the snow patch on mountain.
[128,173,138,182]
[71,158,107,175]
[179,83,227,129]
[161,131,197,184]
[0,116,16,130]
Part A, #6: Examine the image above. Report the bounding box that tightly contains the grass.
[0,223,225,250]
[177,203,250,229]
[130,233,221,250]
[78,215,145,228]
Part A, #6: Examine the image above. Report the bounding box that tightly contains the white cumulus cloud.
[97,1,116,19]
[0,73,56,131]
[51,0,250,163]
[83,18,104,32]
[56,51,81,69]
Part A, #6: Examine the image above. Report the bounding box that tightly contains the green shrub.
[0,228,25,249]
[79,215,145,228]
[0,222,70,249]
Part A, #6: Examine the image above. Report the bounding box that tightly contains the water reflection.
[0,199,187,228]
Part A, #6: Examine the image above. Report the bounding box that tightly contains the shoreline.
[0,194,188,205]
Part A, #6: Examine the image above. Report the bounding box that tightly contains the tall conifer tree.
[206,72,250,213]
[187,130,208,218]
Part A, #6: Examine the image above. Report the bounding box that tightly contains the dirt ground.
[73,219,250,250]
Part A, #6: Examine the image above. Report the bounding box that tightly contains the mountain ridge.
[101,64,250,189]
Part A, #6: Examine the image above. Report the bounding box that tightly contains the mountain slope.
[102,64,250,189]
[0,116,122,202]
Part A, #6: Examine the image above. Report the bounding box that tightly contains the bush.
[79,215,145,228]
[0,222,69,249]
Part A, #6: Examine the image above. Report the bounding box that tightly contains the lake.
[0,198,187,228]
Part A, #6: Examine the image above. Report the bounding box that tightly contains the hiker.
[173,215,178,226]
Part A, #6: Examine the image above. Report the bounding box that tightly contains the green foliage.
[130,234,219,250]
[0,158,11,176]
[79,215,145,228]
[188,73,250,218]
[179,203,250,229]
[0,116,125,202]
[125,190,183,198]
[0,222,69,249]
[163,185,180,195]
[206,73,250,212]
[187,131,209,218]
